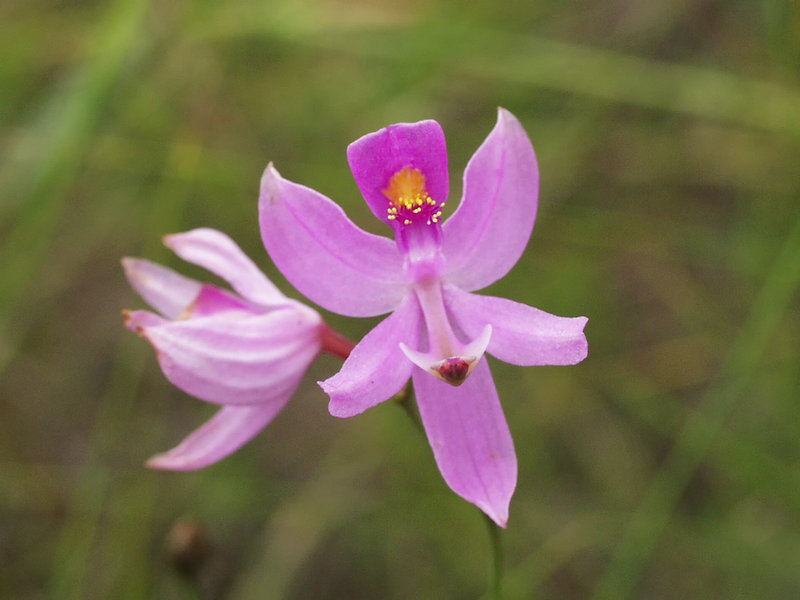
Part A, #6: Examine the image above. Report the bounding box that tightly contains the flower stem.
[320,323,356,360]
[393,384,424,433]
[484,511,504,600]
[395,385,505,599]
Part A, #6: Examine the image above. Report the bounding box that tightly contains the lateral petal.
[137,307,322,405]
[164,228,287,308]
[122,258,201,319]
[259,164,407,317]
[443,284,588,366]
[413,359,517,527]
[347,119,449,224]
[146,403,289,471]
[321,293,421,417]
[442,108,539,291]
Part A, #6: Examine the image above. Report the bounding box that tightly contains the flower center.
[382,167,445,226]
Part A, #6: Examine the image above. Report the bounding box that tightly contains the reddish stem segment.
[320,323,356,360]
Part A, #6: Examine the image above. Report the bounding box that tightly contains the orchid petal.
[347,120,449,224]
[321,293,421,417]
[184,284,256,317]
[165,228,287,308]
[137,307,322,405]
[443,284,588,366]
[413,359,517,527]
[124,308,167,333]
[442,108,539,291]
[259,164,407,317]
[122,258,202,319]
[146,403,288,471]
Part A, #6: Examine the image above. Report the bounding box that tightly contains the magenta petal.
[259,164,407,317]
[139,307,322,405]
[185,284,256,317]
[347,120,449,224]
[321,293,421,417]
[443,284,588,366]
[413,359,517,527]
[442,108,539,292]
[122,258,202,319]
[146,403,287,471]
[164,228,287,308]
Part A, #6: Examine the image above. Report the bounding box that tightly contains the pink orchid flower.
[258,108,588,526]
[123,228,351,470]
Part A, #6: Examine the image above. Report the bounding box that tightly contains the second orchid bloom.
[259,108,588,526]
[123,228,352,471]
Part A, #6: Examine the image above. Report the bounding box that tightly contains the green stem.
[484,512,504,600]
[393,384,424,433]
[395,386,504,599]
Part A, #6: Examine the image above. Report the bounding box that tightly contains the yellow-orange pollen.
[382,167,445,226]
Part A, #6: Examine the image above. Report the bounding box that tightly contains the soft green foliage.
[2,0,799,598]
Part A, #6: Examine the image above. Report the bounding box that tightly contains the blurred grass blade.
[464,31,800,139]
[0,0,150,371]
[198,13,800,139]
[47,127,205,599]
[592,212,800,599]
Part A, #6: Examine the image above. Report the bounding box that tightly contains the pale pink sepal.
[164,228,287,308]
[122,258,202,320]
[124,308,168,332]
[259,164,408,317]
[442,108,539,292]
[135,307,322,406]
[346,119,449,224]
[321,293,421,417]
[146,403,288,471]
[443,284,588,366]
[413,359,517,527]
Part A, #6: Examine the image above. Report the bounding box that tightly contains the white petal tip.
[146,453,201,471]
[121,257,143,278]
[145,455,173,470]
[462,324,492,358]
[480,503,510,528]
[259,164,283,201]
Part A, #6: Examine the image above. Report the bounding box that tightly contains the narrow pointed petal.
[138,307,322,405]
[321,293,421,417]
[259,164,407,317]
[443,284,588,366]
[122,258,202,319]
[347,120,449,224]
[164,228,287,308]
[146,403,288,471]
[442,108,539,291]
[413,359,517,527]
[124,308,167,332]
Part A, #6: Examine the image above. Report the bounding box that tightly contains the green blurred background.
[2,0,800,598]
